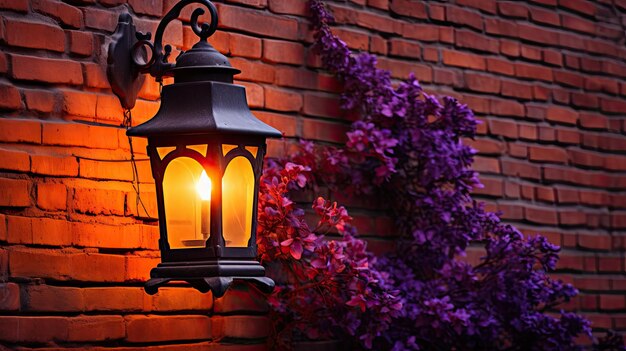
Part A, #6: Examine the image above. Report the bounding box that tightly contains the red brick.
[525,206,558,225]
[533,85,550,101]
[212,315,270,339]
[473,156,500,174]
[0,283,19,311]
[401,23,439,43]
[0,148,29,172]
[598,256,622,272]
[559,210,587,226]
[377,57,433,82]
[546,106,578,125]
[442,50,485,70]
[125,315,211,342]
[23,285,84,312]
[0,0,28,12]
[43,121,119,149]
[355,10,399,34]
[599,295,625,310]
[82,287,144,312]
[525,104,546,120]
[578,234,611,250]
[529,146,568,164]
[585,77,619,94]
[543,50,563,66]
[501,80,532,99]
[5,18,64,52]
[455,30,498,53]
[498,1,528,18]
[579,113,607,130]
[268,0,307,15]
[601,98,626,114]
[0,178,30,207]
[490,99,524,117]
[389,39,421,59]
[390,0,427,19]
[530,7,560,25]
[559,0,596,15]
[0,316,69,343]
[228,33,261,59]
[519,124,538,140]
[264,86,302,112]
[231,57,275,83]
[464,73,500,94]
[486,19,518,37]
[488,118,517,138]
[262,39,304,65]
[68,315,125,342]
[501,159,541,179]
[571,92,598,109]
[153,287,214,312]
[370,36,387,55]
[554,70,584,88]
[0,119,41,144]
[31,154,78,177]
[569,149,603,168]
[466,138,504,155]
[69,30,94,56]
[447,6,483,30]
[535,185,555,202]
[557,129,580,144]
[485,58,514,76]
[520,45,541,61]
[517,23,559,45]
[0,83,22,110]
[302,118,349,143]
[11,55,83,85]
[561,13,595,34]
[23,89,56,113]
[217,3,298,40]
[84,63,110,89]
[32,0,83,28]
[457,0,496,13]
[0,214,5,242]
[515,62,553,82]
[73,187,126,216]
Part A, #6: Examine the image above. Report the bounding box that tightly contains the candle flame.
[197,170,211,200]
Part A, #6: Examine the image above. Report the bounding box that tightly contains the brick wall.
[0,0,625,347]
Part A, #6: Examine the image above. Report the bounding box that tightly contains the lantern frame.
[107,0,280,297]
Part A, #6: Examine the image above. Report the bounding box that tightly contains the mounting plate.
[107,13,146,110]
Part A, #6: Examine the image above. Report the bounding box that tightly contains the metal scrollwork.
[107,0,219,109]
[145,0,219,80]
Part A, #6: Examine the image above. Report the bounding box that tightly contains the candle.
[197,170,211,239]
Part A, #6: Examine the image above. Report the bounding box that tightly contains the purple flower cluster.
[257,160,402,349]
[275,1,596,349]
[255,1,625,349]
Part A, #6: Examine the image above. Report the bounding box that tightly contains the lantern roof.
[127,78,282,139]
[126,8,281,139]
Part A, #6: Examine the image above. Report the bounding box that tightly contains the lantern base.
[144,259,275,298]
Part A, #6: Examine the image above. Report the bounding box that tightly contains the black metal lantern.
[106,0,280,297]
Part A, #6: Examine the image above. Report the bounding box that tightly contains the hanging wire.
[123,108,154,220]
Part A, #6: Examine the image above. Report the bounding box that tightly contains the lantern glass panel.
[245,146,258,158]
[222,144,238,156]
[222,156,254,247]
[162,157,212,249]
[187,144,208,156]
[157,146,176,159]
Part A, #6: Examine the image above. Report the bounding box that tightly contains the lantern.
[106,0,280,297]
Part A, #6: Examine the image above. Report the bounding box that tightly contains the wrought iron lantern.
[106,0,280,297]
